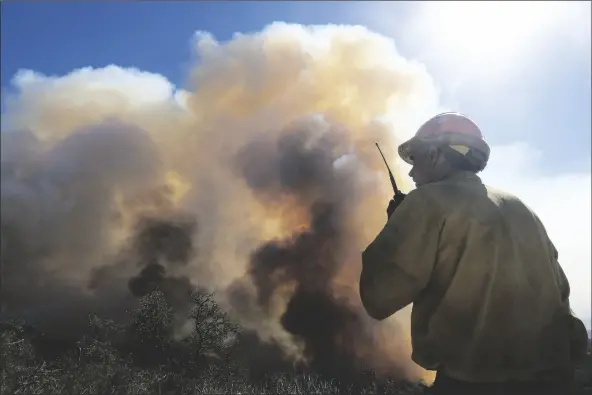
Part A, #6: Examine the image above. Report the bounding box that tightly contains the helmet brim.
[397,138,417,165]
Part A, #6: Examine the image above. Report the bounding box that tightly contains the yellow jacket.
[361,171,577,383]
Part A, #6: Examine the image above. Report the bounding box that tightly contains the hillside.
[2,290,591,395]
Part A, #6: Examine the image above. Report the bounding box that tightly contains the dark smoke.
[229,117,410,379]
[132,216,197,268]
[0,120,199,335]
[0,121,162,333]
[127,215,197,312]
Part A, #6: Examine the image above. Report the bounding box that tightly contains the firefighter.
[360,112,589,395]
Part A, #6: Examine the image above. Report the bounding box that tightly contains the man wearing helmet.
[360,112,588,395]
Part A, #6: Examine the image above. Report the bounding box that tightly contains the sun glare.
[414,1,566,75]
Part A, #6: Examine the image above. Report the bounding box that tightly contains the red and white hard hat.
[398,112,490,166]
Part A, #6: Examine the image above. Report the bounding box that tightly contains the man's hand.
[386,193,406,219]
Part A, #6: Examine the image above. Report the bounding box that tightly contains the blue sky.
[2,1,590,172]
[1,2,590,325]
[1,2,346,91]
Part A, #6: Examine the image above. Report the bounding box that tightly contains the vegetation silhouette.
[2,289,591,395]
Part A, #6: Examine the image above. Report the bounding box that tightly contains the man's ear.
[426,145,440,167]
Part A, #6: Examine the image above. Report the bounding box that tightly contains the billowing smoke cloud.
[1,23,441,382]
[1,121,164,332]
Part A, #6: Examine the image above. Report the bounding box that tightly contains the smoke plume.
[1,23,441,382]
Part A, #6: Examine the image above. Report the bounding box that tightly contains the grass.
[1,290,590,395]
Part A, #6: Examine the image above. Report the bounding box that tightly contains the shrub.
[2,291,591,395]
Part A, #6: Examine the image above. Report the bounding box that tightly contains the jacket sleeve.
[360,189,441,320]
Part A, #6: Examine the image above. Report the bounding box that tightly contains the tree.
[124,290,174,368]
[188,290,240,359]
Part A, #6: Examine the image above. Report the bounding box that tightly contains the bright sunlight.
[411,1,579,78]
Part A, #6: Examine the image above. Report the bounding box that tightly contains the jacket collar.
[443,171,482,184]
